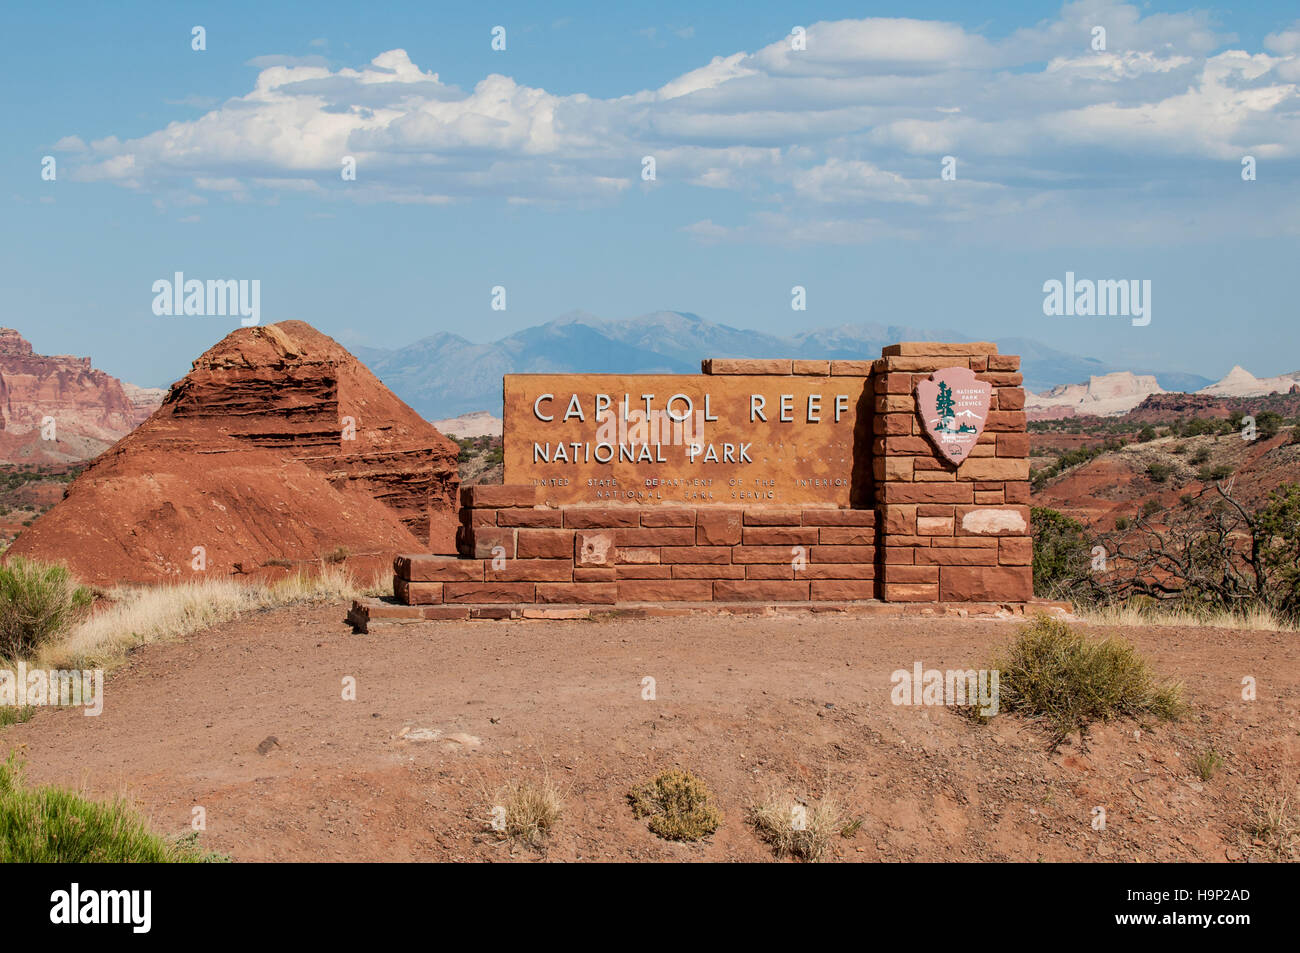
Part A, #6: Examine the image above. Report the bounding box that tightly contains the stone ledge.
[348,597,1072,632]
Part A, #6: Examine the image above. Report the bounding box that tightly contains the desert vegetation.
[0,755,224,862]
[0,557,93,661]
[628,769,721,841]
[1032,480,1300,629]
[748,790,854,862]
[984,615,1183,750]
[489,776,565,848]
[0,559,375,671]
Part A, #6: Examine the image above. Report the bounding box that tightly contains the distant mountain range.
[355,310,1214,419]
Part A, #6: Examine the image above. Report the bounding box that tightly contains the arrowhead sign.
[915,367,992,465]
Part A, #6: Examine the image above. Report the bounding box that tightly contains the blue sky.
[2,0,1298,388]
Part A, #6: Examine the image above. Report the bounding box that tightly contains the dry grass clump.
[1244,788,1299,862]
[1083,602,1296,633]
[36,564,364,671]
[490,777,564,848]
[629,769,721,841]
[994,614,1184,750]
[749,790,850,862]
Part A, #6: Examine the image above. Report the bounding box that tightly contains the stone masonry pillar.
[873,342,1032,602]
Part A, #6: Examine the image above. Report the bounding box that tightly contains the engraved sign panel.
[503,374,870,505]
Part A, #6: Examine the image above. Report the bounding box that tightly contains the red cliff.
[0,328,162,463]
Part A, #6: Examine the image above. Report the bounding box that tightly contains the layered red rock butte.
[8,321,460,585]
[0,328,161,463]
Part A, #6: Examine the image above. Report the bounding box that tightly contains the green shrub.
[1198,464,1233,482]
[1190,447,1211,465]
[629,769,721,841]
[992,615,1184,750]
[0,756,226,862]
[0,558,93,661]
[1030,507,1091,599]
[1138,426,1157,443]
[1192,747,1223,781]
[1146,462,1172,483]
[1256,411,1283,439]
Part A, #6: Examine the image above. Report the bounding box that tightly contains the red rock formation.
[8,321,460,585]
[0,328,166,464]
[0,328,138,440]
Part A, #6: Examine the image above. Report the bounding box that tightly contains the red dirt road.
[6,605,1297,862]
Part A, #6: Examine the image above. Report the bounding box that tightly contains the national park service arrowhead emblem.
[916,367,992,465]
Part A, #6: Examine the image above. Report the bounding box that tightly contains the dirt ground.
[6,604,1297,862]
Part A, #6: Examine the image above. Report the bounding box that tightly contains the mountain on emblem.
[915,367,992,465]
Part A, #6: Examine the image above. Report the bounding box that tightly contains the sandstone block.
[802,508,874,526]
[957,506,1030,536]
[563,507,640,528]
[830,360,874,375]
[443,582,536,604]
[696,508,743,545]
[999,536,1033,565]
[393,554,483,582]
[640,508,696,527]
[818,526,874,545]
[882,582,939,601]
[672,564,746,579]
[461,485,536,508]
[486,559,573,582]
[881,342,998,356]
[496,508,564,528]
[792,360,830,375]
[743,526,818,545]
[617,579,713,602]
[616,527,695,547]
[515,529,574,559]
[394,578,442,605]
[617,565,672,579]
[939,566,1032,602]
[702,358,793,375]
[575,531,617,568]
[713,580,810,601]
[742,509,804,526]
[659,546,732,564]
[810,580,875,601]
[535,582,618,604]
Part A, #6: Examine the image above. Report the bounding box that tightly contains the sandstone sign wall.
[383,342,1033,614]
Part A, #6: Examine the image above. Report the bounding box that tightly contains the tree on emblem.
[935,382,956,433]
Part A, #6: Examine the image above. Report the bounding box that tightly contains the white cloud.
[56,4,1300,242]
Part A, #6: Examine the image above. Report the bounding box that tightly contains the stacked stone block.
[872,342,1032,603]
[391,484,877,605]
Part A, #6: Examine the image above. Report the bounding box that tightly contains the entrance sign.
[503,374,868,506]
[915,367,991,465]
